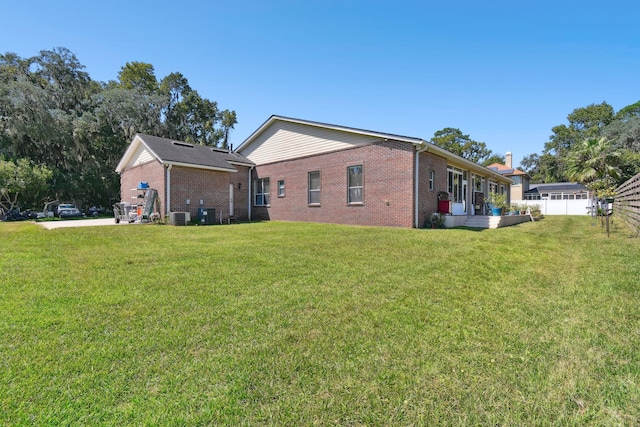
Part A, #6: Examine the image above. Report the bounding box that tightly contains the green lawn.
[1,217,639,425]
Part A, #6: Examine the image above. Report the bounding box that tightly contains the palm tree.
[566,137,621,196]
[566,137,621,236]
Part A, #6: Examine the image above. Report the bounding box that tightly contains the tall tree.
[73,86,167,206]
[528,102,617,183]
[32,47,93,112]
[603,116,640,152]
[117,62,158,93]
[220,109,238,149]
[168,90,221,145]
[430,127,492,163]
[482,154,506,167]
[566,102,615,135]
[0,157,52,212]
[160,72,191,107]
[603,100,640,153]
[1,48,237,207]
[614,100,640,121]
[159,72,237,147]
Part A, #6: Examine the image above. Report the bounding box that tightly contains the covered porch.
[435,162,518,228]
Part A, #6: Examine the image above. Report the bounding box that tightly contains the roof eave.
[115,135,142,173]
[115,134,163,173]
[227,160,255,167]
[165,161,237,173]
[419,142,513,184]
[236,116,511,184]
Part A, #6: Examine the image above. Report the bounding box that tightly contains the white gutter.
[414,143,429,228]
[165,161,237,173]
[166,164,172,216]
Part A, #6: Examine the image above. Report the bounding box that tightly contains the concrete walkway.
[38,218,132,229]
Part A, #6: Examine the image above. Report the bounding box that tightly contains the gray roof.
[525,182,588,193]
[488,166,515,175]
[137,134,254,171]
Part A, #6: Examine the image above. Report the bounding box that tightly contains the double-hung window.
[308,171,320,205]
[347,165,363,204]
[429,170,435,191]
[254,178,270,206]
[277,180,285,197]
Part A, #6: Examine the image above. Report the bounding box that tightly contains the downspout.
[414,143,429,228]
[166,164,172,216]
[248,166,255,221]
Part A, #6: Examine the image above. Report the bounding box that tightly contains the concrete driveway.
[38,218,131,229]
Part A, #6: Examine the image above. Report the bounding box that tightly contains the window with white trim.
[429,170,434,191]
[348,165,363,204]
[473,174,484,192]
[447,166,465,203]
[254,178,270,206]
[489,180,499,194]
[277,180,285,197]
[308,171,320,205]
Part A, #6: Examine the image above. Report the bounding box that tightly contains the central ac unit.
[170,212,187,226]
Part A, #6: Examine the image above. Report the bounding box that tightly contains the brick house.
[486,152,531,201]
[116,134,254,222]
[236,116,513,228]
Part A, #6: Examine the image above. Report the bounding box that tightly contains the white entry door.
[229,183,235,217]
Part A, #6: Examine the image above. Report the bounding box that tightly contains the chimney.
[505,152,512,168]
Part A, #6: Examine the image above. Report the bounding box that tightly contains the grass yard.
[1,216,639,425]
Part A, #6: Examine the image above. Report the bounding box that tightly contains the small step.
[463,216,501,229]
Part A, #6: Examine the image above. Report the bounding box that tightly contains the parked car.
[84,205,105,217]
[3,209,32,221]
[57,203,82,218]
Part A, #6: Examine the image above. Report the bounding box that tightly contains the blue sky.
[2,0,639,167]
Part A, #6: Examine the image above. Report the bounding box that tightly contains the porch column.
[483,177,489,215]
[466,169,472,217]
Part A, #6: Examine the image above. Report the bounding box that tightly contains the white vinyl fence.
[512,199,592,215]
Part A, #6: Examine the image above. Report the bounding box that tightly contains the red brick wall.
[120,162,250,221]
[252,141,417,227]
[230,166,251,221]
[120,160,166,214]
[169,165,250,221]
[417,151,448,226]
